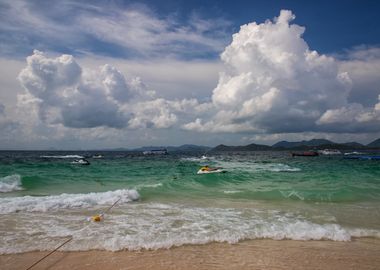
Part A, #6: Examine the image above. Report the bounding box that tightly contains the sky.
[0,0,380,149]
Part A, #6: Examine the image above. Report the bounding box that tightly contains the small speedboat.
[71,159,90,165]
[197,168,226,174]
[197,166,226,174]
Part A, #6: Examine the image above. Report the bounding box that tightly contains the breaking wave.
[0,189,139,214]
[215,161,301,173]
[0,174,23,193]
[1,203,379,254]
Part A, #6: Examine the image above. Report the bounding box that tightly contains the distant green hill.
[341,142,365,148]
[367,138,380,148]
[133,144,211,152]
[272,139,333,148]
[99,138,379,153]
[212,138,373,152]
[212,143,272,151]
[167,144,211,152]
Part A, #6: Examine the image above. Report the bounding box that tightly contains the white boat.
[92,154,103,159]
[318,149,342,155]
[71,159,90,165]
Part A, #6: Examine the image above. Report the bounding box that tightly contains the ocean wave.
[0,189,139,214]
[1,203,379,254]
[215,161,301,173]
[0,174,23,193]
[40,155,84,159]
[181,156,215,162]
[137,183,163,189]
[223,190,242,194]
[267,164,301,172]
[280,190,305,200]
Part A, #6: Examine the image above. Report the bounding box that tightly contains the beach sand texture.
[1,239,380,270]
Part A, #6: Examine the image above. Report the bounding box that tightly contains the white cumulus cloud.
[183,10,380,134]
[6,9,380,149]
[17,50,205,130]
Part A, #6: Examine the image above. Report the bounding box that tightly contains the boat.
[197,166,226,174]
[291,151,319,157]
[71,159,90,165]
[92,154,103,159]
[344,151,364,155]
[318,149,342,155]
[143,149,168,155]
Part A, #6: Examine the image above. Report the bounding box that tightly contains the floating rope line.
[25,197,121,270]
[25,237,73,270]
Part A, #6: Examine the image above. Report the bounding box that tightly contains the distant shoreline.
[0,138,380,152]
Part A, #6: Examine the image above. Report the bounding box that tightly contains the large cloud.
[339,46,380,107]
[183,10,380,134]
[18,50,205,130]
[8,9,380,149]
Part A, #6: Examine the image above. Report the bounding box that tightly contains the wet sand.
[1,239,380,270]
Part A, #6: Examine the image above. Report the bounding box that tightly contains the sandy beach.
[1,239,379,270]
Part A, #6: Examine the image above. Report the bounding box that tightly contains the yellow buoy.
[91,214,102,222]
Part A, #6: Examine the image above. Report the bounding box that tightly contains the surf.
[0,174,23,193]
[0,189,139,214]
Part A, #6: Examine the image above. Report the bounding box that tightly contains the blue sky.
[0,0,380,149]
[2,0,379,58]
[136,0,380,53]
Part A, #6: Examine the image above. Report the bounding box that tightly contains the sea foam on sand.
[1,200,380,254]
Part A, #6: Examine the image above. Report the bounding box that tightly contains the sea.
[1,150,380,254]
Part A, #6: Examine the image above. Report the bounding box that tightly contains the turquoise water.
[1,150,380,253]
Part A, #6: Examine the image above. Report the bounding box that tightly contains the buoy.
[89,198,121,222]
[91,214,103,222]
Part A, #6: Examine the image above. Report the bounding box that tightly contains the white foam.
[215,161,301,173]
[0,174,23,193]
[223,190,242,194]
[40,155,84,159]
[1,202,379,254]
[137,183,163,189]
[0,189,139,214]
[267,164,301,172]
[181,156,215,162]
[280,190,305,200]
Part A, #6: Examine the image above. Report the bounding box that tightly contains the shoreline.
[2,238,380,270]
